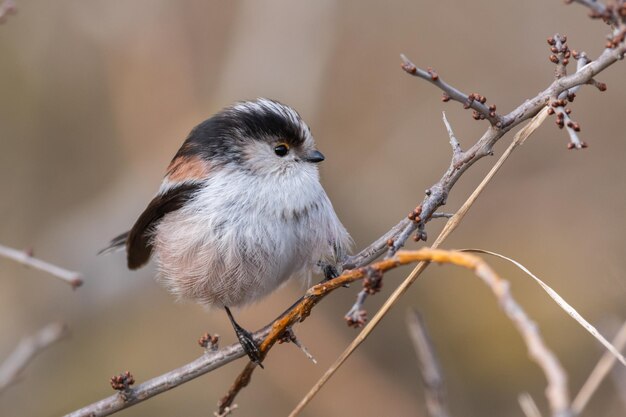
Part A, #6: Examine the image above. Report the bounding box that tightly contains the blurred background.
[1,1,625,416]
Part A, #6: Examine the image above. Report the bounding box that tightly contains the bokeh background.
[1,1,626,416]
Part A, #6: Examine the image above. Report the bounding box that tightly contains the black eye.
[274,144,289,157]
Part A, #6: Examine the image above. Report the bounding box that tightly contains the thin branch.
[0,243,83,289]
[442,112,462,163]
[569,0,622,26]
[572,320,626,414]
[346,30,625,267]
[344,290,368,327]
[400,55,502,126]
[64,336,256,417]
[0,322,68,394]
[288,249,571,417]
[406,310,450,417]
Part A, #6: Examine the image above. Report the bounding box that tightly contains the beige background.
[1,1,625,416]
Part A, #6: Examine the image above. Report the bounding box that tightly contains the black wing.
[100,182,203,270]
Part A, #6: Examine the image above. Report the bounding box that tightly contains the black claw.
[322,264,339,282]
[224,306,264,368]
[322,264,349,287]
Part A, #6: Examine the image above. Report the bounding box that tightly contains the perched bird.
[102,98,352,365]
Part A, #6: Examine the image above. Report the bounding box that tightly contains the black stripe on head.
[170,99,310,168]
[227,99,309,148]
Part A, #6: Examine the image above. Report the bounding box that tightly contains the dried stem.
[0,322,68,394]
[0,243,83,289]
[572,321,626,414]
[519,393,544,417]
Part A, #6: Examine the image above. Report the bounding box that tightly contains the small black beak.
[305,150,325,163]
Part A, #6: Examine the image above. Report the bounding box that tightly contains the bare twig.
[572,321,626,414]
[442,112,463,163]
[64,336,256,417]
[0,243,83,289]
[289,249,571,417]
[406,310,450,417]
[569,0,622,26]
[0,322,68,394]
[346,10,626,267]
[400,55,502,126]
[279,328,317,364]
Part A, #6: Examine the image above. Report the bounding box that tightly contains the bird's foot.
[225,306,264,368]
[234,326,263,368]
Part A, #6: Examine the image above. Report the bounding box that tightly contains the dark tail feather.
[98,231,129,255]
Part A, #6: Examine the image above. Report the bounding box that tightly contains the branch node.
[363,266,384,295]
[110,371,135,402]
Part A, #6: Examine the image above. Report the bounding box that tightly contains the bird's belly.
[153,208,307,308]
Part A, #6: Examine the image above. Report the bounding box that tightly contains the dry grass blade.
[0,322,68,394]
[518,392,543,417]
[572,320,626,414]
[460,248,626,368]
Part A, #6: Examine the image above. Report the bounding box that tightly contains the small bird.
[102,98,352,365]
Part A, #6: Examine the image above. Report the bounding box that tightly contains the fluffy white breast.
[152,163,350,308]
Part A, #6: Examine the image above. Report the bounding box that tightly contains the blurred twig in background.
[0,322,67,394]
[0,243,83,289]
[405,310,450,417]
[572,321,626,414]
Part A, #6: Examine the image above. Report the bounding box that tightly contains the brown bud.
[110,371,135,392]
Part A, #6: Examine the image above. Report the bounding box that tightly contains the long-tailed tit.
[102,98,352,365]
